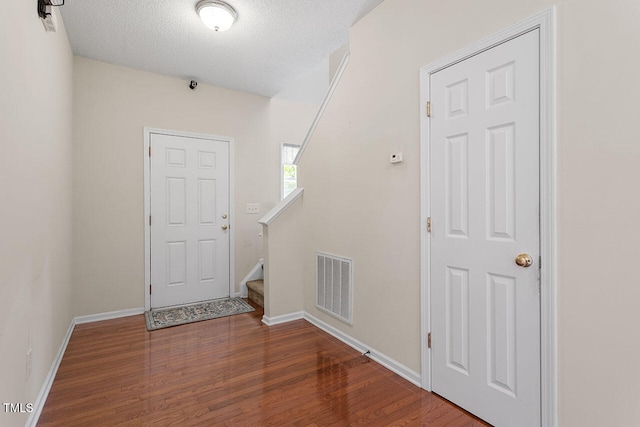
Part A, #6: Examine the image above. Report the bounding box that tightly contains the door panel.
[445,266,469,374]
[445,133,469,238]
[150,133,230,308]
[430,29,540,427]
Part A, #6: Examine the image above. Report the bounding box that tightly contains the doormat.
[145,298,255,331]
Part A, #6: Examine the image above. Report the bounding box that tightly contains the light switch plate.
[246,203,260,214]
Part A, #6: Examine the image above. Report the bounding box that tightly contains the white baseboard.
[73,307,145,325]
[303,312,421,387]
[26,307,145,426]
[261,311,304,326]
[25,320,75,427]
[27,306,420,427]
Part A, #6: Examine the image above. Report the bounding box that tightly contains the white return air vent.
[316,252,353,324]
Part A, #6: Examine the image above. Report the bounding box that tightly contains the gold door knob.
[221,224,228,230]
[222,214,228,219]
[515,254,533,267]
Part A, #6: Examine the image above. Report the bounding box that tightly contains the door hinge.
[427,332,432,349]
[427,217,431,233]
[149,215,151,226]
[149,284,152,295]
[149,146,152,157]
[426,101,431,117]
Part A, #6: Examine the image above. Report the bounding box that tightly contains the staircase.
[246,279,264,308]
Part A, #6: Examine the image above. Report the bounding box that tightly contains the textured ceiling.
[60,0,383,97]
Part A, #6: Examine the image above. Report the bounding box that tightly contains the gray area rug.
[145,298,255,331]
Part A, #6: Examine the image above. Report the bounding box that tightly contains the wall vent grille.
[316,252,353,324]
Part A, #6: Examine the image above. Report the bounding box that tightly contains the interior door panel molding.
[420,7,557,427]
[144,127,235,311]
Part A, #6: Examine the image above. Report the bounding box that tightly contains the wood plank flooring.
[38,300,489,426]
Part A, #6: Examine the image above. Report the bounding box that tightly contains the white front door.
[150,133,230,308]
[429,30,540,426]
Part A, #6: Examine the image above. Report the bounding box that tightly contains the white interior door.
[429,30,540,426]
[150,133,230,309]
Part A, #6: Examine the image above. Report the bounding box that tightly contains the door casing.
[419,7,557,427]
[144,127,235,311]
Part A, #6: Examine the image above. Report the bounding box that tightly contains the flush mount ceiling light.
[196,0,237,32]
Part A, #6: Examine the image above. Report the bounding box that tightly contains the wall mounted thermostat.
[390,152,404,164]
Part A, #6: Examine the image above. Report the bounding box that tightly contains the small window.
[282,144,300,199]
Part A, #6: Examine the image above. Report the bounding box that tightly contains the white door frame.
[419,8,557,427]
[144,127,235,311]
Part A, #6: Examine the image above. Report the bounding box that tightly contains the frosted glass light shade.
[197,0,237,32]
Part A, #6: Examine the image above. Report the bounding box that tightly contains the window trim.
[281,143,301,200]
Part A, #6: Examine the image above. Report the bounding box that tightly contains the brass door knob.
[221,224,229,230]
[515,253,533,267]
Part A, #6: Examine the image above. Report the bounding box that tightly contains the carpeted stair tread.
[246,279,264,308]
[246,279,264,295]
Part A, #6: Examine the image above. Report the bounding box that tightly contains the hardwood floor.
[38,301,489,426]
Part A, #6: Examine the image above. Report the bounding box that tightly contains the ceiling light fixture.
[196,0,237,32]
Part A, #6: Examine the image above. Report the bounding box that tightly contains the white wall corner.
[25,320,75,427]
[27,306,147,425]
[262,311,305,326]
